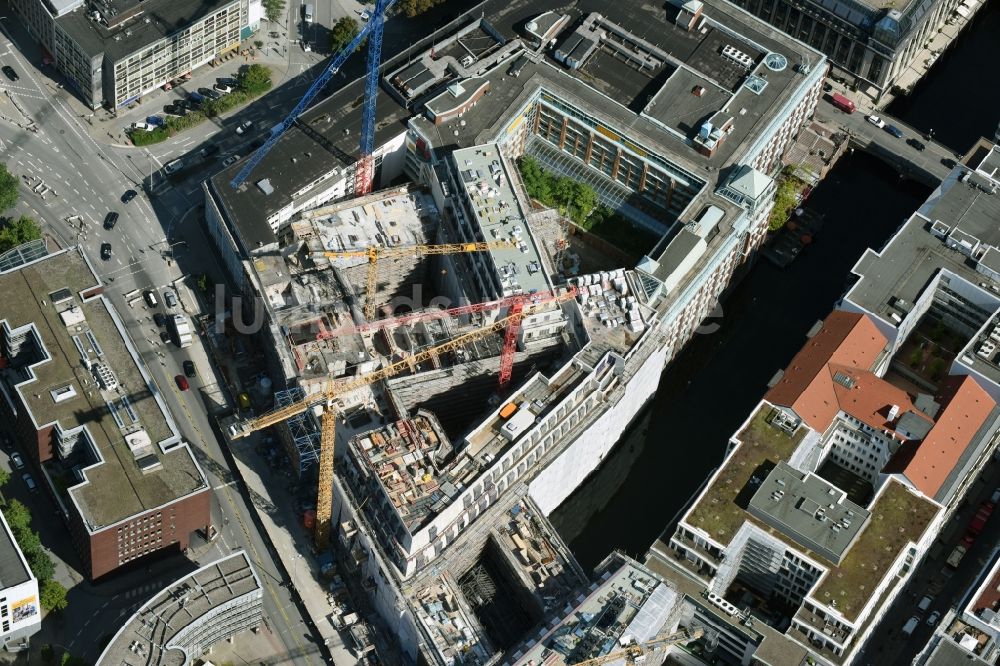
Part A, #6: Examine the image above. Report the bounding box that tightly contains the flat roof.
[748,462,869,565]
[0,512,32,589]
[209,0,822,259]
[0,248,206,531]
[450,144,551,295]
[845,168,1000,328]
[97,551,261,665]
[56,0,238,62]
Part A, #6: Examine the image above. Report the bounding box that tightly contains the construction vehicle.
[229,290,575,547]
[567,627,704,666]
[313,240,514,321]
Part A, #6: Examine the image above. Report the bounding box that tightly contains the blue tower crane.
[230,0,396,191]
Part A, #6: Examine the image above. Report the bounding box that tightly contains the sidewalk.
[232,447,360,664]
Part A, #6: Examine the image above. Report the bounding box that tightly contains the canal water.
[550,151,931,572]
[551,0,1000,573]
[886,0,1000,152]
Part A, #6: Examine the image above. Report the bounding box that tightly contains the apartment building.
[0,511,41,652]
[0,247,211,579]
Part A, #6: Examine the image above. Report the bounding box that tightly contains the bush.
[202,90,251,117]
[165,111,208,133]
[129,126,169,146]
[0,163,18,212]
[0,215,42,253]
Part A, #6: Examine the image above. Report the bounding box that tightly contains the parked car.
[130,121,155,131]
[22,473,37,493]
[144,290,158,307]
[153,312,167,327]
[164,290,177,308]
[103,212,119,229]
[199,144,221,159]
[175,374,190,391]
[164,159,184,175]
[926,611,941,626]
[100,242,112,261]
[199,87,221,100]
[121,189,138,204]
[214,82,234,94]
[907,138,926,151]
[183,360,197,378]
[941,158,958,169]
[1,433,13,451]
[11,452,24,470]
[2,66,18,82]
[164,104,187,117]
[865,114,885,128]
[160,331,171,343]
[236,120,254,135]
[885,125,904,139]
[188,91,206,105]
[223,154,241,167]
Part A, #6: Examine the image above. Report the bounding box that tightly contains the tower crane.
[229,289,576,547]
[229,0,396,190]
[565,627,704,666]
[312,240,514,321]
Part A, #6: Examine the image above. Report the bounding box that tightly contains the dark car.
[160,331,171,343]
[1,433,13,451]
[199,144,221,158]
[907,138,926,151]
[103,212,119,229]
[2,66,18,82]
[164,104,187,117]
[183,360,197,378]
[153,312,167,327]
[884,125,904,139]
[941,158,957,169]
[100,242,112,260]
[177,99,195,110]
[121,189,138,204]
[198,87,221,100]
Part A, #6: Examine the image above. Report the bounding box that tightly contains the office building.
[0,511,41,652]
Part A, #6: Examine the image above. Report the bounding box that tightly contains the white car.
[866,114,885,128]
[10,452,24,470]
[223,154,241,167]
[360,9,371,20]
[235,120,254,135]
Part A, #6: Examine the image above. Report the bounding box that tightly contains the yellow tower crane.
[313,240,514,321]
[228,289,576,548]
[566,627,704,666]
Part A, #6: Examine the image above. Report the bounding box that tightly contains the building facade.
[0,512,41,652]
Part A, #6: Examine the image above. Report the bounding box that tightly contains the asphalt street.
[0,14,326,665]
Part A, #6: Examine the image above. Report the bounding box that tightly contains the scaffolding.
[274,387,322,474]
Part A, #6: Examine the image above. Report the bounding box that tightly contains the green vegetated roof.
[686,405,806,545]
[814,479,939,621]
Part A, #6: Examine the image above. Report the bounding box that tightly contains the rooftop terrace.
[0,248,206,531]
[685,404,808,546]
[812,479,937,621]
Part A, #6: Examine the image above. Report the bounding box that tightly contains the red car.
[175,374,190,391]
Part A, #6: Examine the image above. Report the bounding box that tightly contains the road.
[854,450,1000,665]
[0,15,327,665]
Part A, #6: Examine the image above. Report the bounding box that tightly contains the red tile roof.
[893,375,996,499]
[827,365,931,434]
[765,311,889,431]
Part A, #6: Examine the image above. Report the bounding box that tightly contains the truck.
[170,314,193,348]
[902,616,919,637]
[829,92,856,114]
[947,534,975,568]
[969,501,995,536]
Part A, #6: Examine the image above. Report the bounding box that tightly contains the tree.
[0,163,17,212]
[398,0,442,17]
[262,0,284,22]
[0,215,42,253]
[2,499,32,532]
[41,644,56,664]
[329,16,360,53]
[0,468,8,488]
[40,579,68,613]
[26,544,54,582]
[569,181,597,225]
[238,64,273,96]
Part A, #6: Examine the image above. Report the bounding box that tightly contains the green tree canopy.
[40,579,68,613]
[398,0,443,17]
[0,163,18,212]
[2,499,32,532]
[0,468,9,488]
[262,0,285,22]
[0,215,42,253]
[238,64,273,96]
[330,16,360,53]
